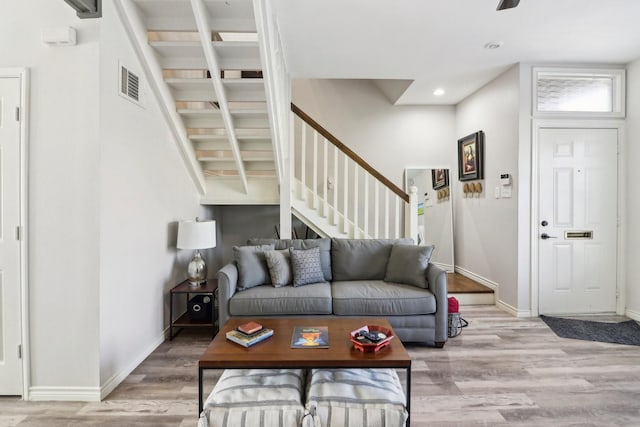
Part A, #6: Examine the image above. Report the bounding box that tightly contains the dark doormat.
[540,315,640,346]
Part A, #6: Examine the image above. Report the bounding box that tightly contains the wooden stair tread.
[447,273,494,294]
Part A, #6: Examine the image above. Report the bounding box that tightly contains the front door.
[538,127,618,315]
[0,76,23,395]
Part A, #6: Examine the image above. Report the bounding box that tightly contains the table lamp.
[177,219,216,286]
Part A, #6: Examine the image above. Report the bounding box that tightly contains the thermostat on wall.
[42,27,77,46]
[500,173,512,186]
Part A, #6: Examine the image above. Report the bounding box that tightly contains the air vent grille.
[119,64,142,105]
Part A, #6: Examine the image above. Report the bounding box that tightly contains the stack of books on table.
[226,321,274,348]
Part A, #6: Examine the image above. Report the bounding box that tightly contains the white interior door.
[538,127,618,315]
[0,76,23,395]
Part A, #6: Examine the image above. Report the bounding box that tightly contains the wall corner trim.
[99,327,168,400]
[625,309,640,322]
[497,299,532,318]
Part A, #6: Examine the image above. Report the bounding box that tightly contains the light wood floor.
[2,305,640,426]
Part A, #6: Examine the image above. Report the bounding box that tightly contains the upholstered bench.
[199,368,407,427]
[198,368,307,427]
[304,368,408,427]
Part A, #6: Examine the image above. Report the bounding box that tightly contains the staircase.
[114,0,287,204]
[290,105,418,239]
[114,0,417,240]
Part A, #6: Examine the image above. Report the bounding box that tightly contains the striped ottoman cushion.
[198,369,306,427]
[304,368,408,427]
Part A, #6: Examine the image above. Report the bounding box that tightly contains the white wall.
[0,0,207,399]
[454,66,520,310]
[97,1,207,391]
[0,1,101,393]
[626,57,640,319]
[292,79,456,189]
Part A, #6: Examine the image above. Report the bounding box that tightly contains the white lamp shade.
[177,220,216,250]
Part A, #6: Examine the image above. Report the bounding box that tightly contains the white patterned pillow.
[290,247,325,287]
[199,369,306,427]
[265,249,292,287]
[305,368,408,427]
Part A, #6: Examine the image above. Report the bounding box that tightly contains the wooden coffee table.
[198,317,412,423]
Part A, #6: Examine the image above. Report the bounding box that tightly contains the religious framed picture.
[432,168,449,190]
[457,131,484,181]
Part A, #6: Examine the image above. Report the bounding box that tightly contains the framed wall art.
[457,131,484,181]
[432,168,449,190]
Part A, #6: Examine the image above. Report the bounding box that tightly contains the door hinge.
[15,106,20,122]
[16,226,21,241]
[18,344,22,359]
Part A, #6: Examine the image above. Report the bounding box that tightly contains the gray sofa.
[216,238,448,347]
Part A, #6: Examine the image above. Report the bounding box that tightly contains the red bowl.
[350,325,394,352]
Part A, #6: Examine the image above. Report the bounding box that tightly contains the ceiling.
[272,0,640,105]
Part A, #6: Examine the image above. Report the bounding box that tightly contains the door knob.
[540,233,557,240]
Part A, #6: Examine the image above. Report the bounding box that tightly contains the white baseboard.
[29,328,168,402]
[625,308,640,322]
[454,266,499,290]
[30,386,101,402]
[433,261,454,273]
[100,327,168,400]
[497,299,533,318]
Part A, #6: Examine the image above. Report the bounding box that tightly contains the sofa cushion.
[384,244,434,288]
[290,247,325,287]
[229,283,332,316]
[233,244,275,290]
[331,280,436,316]
[264,249,292,287]
[248,238,332,281]
[331,238,413,281]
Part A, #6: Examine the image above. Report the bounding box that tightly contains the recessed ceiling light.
[484,41,504,49]
[433,88,445,96]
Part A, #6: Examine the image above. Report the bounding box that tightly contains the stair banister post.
[405,186,419,243]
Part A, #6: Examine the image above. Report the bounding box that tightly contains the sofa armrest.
[426,263,448,346]
[216,263,238,328]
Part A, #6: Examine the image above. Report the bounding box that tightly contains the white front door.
[0,76,23,395]
[538,127,618,315]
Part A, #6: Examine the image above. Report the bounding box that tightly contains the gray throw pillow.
[248,238,332,281]
[264,249,292,287]
[384,244,434,288]
[233,244,275,290]
[291,238,332,281]
[290,246,325,287]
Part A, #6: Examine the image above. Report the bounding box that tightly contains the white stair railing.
[290,104,418,240]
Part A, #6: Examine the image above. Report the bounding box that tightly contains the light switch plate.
[494,186,501,199]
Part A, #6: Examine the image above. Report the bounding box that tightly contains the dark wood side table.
[169,279,217,340]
